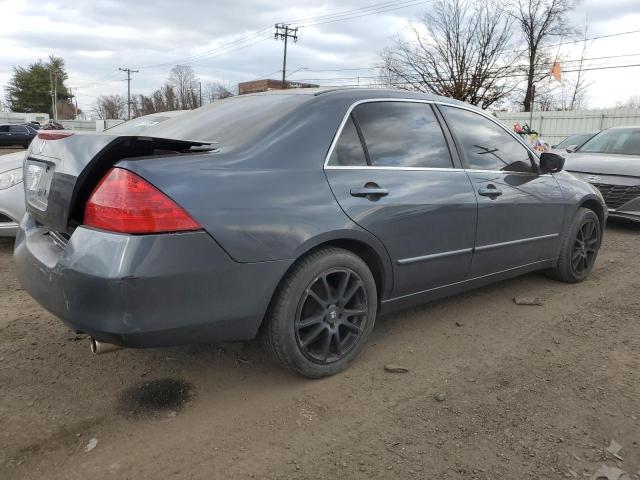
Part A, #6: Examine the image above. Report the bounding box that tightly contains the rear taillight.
[37,131,74,140]
[84,168,201,234]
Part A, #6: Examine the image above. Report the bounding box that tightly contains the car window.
[441,106,534,173]
[353,102,452,168]
[556,133,592,149]
[9,126,28,134]
[0,125,10,133]
[578,128,640,155]
[327,116,368,166]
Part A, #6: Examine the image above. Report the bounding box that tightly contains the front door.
[0,125,11,145]
[325,100,478,298]
[438,105,565,277]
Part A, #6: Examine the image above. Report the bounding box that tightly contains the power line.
[291,61,640,87]
[134,28,274,70]
[131,0,434,71]
[296,1,434,27]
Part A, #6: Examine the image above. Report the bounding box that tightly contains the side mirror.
[565,145,578,153]
[540,152,565,173]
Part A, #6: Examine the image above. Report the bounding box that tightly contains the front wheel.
[264,247,377,378]
[549,207,601,283]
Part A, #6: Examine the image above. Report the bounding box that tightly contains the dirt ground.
[1,215,639,479]
[0,147,25,156]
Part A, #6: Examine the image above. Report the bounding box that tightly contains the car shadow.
[0,237,15,253]
[606,218,640,232]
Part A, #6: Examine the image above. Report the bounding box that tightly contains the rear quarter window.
[327,116,368,167]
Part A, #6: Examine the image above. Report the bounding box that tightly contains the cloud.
[0,0,638,112]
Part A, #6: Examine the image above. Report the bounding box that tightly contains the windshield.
[105,115,174,135]
[556,133,593,149]
[578,128,640,155]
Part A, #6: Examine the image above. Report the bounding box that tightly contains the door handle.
[478,186,503,197]
[350,187,389,198]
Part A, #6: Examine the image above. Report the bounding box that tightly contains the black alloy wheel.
[264,247,377,378]
[295,268,368,364]
[571,217,599,276]
[549,207,601,283]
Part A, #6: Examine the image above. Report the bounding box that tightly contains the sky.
[0,0,639,115]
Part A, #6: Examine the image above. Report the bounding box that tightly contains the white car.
[0,111,187,237]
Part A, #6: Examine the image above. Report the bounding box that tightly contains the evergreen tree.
[5,55,73,116]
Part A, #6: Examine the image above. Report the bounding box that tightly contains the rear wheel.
[549,207,601,283]
[264,247,377,378]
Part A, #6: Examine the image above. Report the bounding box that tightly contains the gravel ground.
[0,218,638,479]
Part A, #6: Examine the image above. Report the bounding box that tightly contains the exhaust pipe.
[89,338,124,355]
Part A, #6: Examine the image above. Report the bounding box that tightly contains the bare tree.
[379,0,517,109]
[94,94,126,119]
[616,95,640,109]
[203,81,234,103]
[169,65,199,109]
[509,0,576,112]
[564,21,591,110]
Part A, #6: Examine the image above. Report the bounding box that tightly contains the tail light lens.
[37,131,74,140]
[84,168,201,234]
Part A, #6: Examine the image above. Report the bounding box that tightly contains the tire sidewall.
[565,209,601,282]
[274,250,377,378]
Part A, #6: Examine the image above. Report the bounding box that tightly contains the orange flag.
[551,61,562,81]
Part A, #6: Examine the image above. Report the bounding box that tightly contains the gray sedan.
[14,89,606,378]
[564,126,640,222]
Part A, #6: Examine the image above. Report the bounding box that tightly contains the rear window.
[579,128,640,155]
[141,94,309,149]
[105,115,172,135]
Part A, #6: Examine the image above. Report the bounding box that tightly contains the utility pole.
[274,24,298,89]
[50,70,55,120]
[49,70,59,121]
[199,81,202,107]
[119,67,139,120]
[71,87,78,119]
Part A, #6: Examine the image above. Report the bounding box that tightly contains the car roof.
[240,87,466,106]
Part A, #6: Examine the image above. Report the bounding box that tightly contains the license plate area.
[25,159,55,211]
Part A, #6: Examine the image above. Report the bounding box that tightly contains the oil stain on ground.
[117,378,194,419]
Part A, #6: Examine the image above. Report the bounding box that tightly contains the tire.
[548,207,601,283]
[264,247,377,378]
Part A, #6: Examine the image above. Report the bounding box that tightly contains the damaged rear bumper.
[14,216,291,347]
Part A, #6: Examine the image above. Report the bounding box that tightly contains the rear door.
[438,104,565,277]
[324,100,478,298]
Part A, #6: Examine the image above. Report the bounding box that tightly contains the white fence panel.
[494,108,640,145]
[0,112,49,124]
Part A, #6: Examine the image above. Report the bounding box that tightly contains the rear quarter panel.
[117,95,395,297]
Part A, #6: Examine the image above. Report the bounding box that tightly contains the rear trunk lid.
[24,133,215,234]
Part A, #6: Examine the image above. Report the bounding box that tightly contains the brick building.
[238,79,319,95]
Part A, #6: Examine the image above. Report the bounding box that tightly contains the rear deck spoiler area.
[25,134,215,235]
